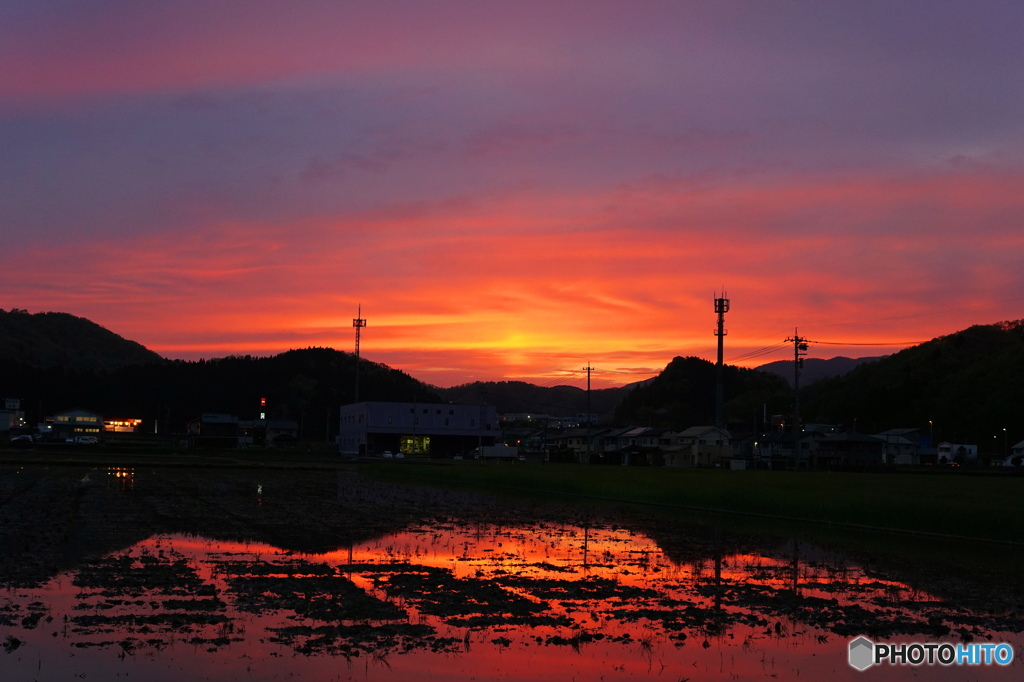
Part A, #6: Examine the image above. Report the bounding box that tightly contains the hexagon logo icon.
[849,636,874,671]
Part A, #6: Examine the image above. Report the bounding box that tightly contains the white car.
[382,451,394,459]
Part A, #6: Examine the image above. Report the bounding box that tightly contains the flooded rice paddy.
[1,464,1022,681]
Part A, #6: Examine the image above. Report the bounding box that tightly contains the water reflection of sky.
[3,520,1022,681]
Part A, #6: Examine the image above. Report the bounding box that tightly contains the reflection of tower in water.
[581,523,590,569]
[790,539,800,597]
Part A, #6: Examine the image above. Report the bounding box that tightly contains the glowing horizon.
[3,2,1023,390]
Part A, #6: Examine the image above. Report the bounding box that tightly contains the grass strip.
[363,462,1024,544]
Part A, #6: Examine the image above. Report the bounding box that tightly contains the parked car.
[382,451,394,459]
[75,436,99,445]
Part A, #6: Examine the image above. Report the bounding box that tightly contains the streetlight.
[1005,428,1009,459]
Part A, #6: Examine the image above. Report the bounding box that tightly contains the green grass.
[363,462,1024,543]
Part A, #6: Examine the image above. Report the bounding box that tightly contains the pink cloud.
[3,142,1023,387]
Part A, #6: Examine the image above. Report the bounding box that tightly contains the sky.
[2,1,1023,389]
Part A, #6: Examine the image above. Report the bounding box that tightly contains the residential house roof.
[676,426,731,439]
[820,431,884,444]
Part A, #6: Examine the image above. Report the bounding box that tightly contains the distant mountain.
[802,320,1024,444]
[757,356,884,387]
[0,309,162,370]
[436,380,632,419]
[5,309,1021,447]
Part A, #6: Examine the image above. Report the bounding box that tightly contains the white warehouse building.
[338,401,499,458]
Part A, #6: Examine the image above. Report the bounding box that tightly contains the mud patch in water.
[2,467,1023,681]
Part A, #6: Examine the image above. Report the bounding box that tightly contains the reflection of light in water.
[106,466,135,490]
[1,523,1019,682]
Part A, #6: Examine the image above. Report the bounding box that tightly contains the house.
[552,428,584,458]
[338,402,498,457]
[104,418,144,433]
[612,426,648,465]
[187,413,240,448]
[637,427,671,466]
[239,418,300,448]
[265,419,299,447]
[937,442,978,465]
[500,413,573,429]
[874,429,920,465]
[1003,440,1024,467]
[553,427,608,463]
[664,426,732,468]
[46,408,103,442]
[817,432,886,467]
[0,398,25,434]
[551,426,670,465]
[511,428,557,456]
[729,432,759,466]
[755,432,796,469]
[607,427,667,466]
[753,430,824,470]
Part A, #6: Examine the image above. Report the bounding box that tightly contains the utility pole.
[583,364,594,465]
[352,304,367,404]
[786,329,809,468]
[714,293,730,429]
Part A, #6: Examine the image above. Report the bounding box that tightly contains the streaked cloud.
[2,1,1023,388]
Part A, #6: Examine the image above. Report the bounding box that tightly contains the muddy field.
[1,465,1023,681]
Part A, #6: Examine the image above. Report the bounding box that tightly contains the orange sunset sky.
[2,1,1023,388]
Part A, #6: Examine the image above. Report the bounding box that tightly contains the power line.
[808,339,925,346]
[727,341,790,364]
[726,335,926,365]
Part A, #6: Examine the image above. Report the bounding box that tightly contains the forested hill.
[802,320,1024,443]
[2,346,441,438]
[4,309,1021,445]
[614,356,791,430]
[0,309,162,370]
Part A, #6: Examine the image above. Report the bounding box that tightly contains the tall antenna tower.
[582,364,594,464]
[352,304,367,403]
[714,292,730,429]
